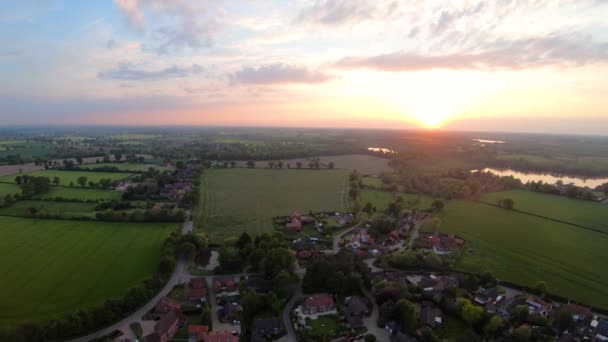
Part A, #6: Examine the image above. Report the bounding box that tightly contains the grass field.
[82,163,171,172]
[33,186,122,201]
[0,217,176,322]
[480,190,608,232]
[0,183,21,197]
[0,200,98,218]
[0,170,131,187]
[361,189,433,211]
[362,177,383,188]
[195,169,349,242]
[435,200,608,309]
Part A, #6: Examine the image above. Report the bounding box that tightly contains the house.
[212,277,238,295]
[201,330,239,342]
[526,296,552,316]
[418,275,459,293]
[345,296,369,329]
[218,302,240,323]
[566,304,592,322]
[302,294,335,315]
[187,325,209,342]
[144,310,188,342]
[428,232,464,255]
[253,317,284,338]
[592,319,608,340]
[474,288,499,305]
[187,278,207,302]
[335,212,354,226]
[285,212,302,232]
[300,215,316,225]
[347,228,374,250]
[155,296,181,315]
[418,302,442,328]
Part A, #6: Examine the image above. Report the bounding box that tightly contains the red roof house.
[202,330,239,342]
[187,325,209,341]
[285,212,302,232]
[212,277,238,294]
[303,294,335,315]
[155,296,181,315]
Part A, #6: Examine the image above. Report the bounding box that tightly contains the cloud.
[335,34,608,71]
[97,63,203,81]
[0,50,18,61]
[232,63,334,84]
[296,0,377,26]
[114,0,145,33]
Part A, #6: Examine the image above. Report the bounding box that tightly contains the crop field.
[0,217,176,322]
[480,190,608,232]
[0,170,131,187]
[361,189,433,212]
[33,186,122,201]
[435,200,608,309]
[0,183,21,197]
[83,163,172,172]
[0,200,98,218]
[195,169,349,242]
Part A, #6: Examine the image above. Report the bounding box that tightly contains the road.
[69,216,194,342]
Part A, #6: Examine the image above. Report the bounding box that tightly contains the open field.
[480,190,608,232]
[0,170,131,186]
[234,154,393,175]
[362,177,383,188]
[195,169,349,242]
[0,217,176,322]
[435,200,608,309]
[0,200,98,218]
[0,183,21,197]
[33,186,122,201]
[82,162,172,172]
[361,189,433,211]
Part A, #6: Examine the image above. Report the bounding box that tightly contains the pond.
[478,168,608,188]
[368,147,396,154]
[473,139,505,144]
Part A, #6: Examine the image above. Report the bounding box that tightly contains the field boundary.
[471,199,608,236]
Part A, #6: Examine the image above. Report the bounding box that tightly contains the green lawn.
[361,189,433,211]
[0,183,21,197]
[306,316,342,339]
[33,186,122,201]
[362,177,383,188]
[0,217,176,322]
[436,200,608,309]
[195,169,349,242]
[480,190,608,232]
[82,163,172,172]
[0,200,98,218]
[0,170,131,187]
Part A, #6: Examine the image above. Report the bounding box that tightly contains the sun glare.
[407,95,453,129]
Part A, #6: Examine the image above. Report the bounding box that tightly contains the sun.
[407,97,452,129]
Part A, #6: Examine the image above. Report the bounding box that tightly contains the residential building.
[253,317,284,338]
[302,294,335,315]
[155,297,181,315]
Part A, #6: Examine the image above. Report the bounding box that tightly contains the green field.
[195,169,349,242]
[0,217,176,322]
[480,190,608,232]
[33,186,122,201]
[317,154,392,175]
[0,200,98,218]
[82,163,171,172]
[436,200,608,309]
[0,170,131,187]
[362,177,383,188]
[361,189,433,211]
[0,183,21,197]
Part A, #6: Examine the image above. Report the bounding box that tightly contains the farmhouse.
[302,294,336,315]
[285,212,302,232]
[427,232,464,255]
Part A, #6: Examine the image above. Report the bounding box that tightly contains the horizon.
[1,1,608,133]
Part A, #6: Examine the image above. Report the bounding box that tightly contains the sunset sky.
[1,0,608,134]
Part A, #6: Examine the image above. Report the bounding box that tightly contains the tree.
[236,232,252,250]
[262,248,295,279]
[246,160,255,168]
[218,247,242,272]
[483,315,503,336]
[114,153,122,161]
[52,176,60,186]
[460,299,484,326]
[76,157,83,165]
[392,299,416,333]
[277,160,283,169]
[268,161,275,169]
[534,280,548,297]
[328,161,335,169]
[296,161,302,169]
[431,199,444,212]
[364,334,377,342]
[178,241,197,261]
[551,306,574,333]
[229,161,236,168]
[510,325,531,342]
[103,156,111,163]
[511,305,529,323]
[77,176,88,188]
[500,197,514,210]
[14,176,22,185]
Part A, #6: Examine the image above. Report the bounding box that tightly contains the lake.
[473,139,505,144]
[479,168,608,188]
[368,147,396,154]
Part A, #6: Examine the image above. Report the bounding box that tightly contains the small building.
[212,277,238,295]
[427,232,464,255]
[285,212,302,232]
[144,310,187,342]
[526,296,552,316]
[418,302,442,328]
[201,330,239,342]
[566,304,592,322]
[474,288,499,306]
[345,296,369,329]
[155,297,181,315]
[253,317,284,338]
[302,294,335,315]
[187,325,209,342]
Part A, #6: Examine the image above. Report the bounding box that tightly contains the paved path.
[69,217,194,342]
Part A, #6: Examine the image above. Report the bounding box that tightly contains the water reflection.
[478,168,608,188]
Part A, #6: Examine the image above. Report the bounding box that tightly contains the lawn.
[0,170,131,187]
[305,316,342,340]
[0,183,21,197]
[33,186,122,201]
[195,169,349,242]
[361,189,433,211]
[362,177,383,188]
[82,163,172,172]
[0,200,98,218]
[436,200,608,309]
[0,217,176,322]
[480,190,608,232]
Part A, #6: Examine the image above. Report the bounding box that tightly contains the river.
[479,168,608,188]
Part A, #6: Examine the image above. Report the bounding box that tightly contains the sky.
[1,0,608,134]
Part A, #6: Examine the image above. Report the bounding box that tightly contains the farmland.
[195,169,349,242]
[361,189,433,211]
[480,190,608,232]
[0,217,176,322]
[0,200,98,218]
[33,186,122,201]
[0,170,131,186]
[82,163,172,172]
[436,200,608,309]
[236,154,393,175]
[0,183,21,197]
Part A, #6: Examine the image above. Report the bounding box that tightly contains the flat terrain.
[480,190,608,232]
[0,183,21,197]
[436,200,608,309]
[0,170,131,187]
[0,217,176,322]
[236,154,393,175]
[33,186,122,201]
[83,163,171,172]
[361,189,433,211]
[195,169,349,242]
[0,200,98,218]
